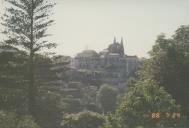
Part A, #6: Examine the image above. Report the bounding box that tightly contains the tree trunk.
[28,51,36,116]
[28,0,37,118]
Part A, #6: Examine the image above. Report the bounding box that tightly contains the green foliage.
[0,111,16,128]
[101,113,121,128]
[1,0,56,117]
[117,79,187,128]
[0,111,40,128]
[82,86,98,104]
[1,0,56,52]
[126,77,137,89]
[97,84,118,113]
[81,86,99,111]
[60,82,83,113]
[16,115,40,128]
[33,55,72,128]
[138,25,189,115]
[0,46,28,113]
[61,111,105,128]
[61,97,83,113]
[35,90,63,128]
[0,48,65,128]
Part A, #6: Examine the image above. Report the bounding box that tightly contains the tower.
[108,37,125,56]
[120,37,124,56]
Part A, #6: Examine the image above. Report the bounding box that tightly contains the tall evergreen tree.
[1,0,56,117]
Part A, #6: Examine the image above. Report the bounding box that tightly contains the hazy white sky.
[0,0,189,57]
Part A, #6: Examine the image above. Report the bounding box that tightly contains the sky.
[0,0,189,57]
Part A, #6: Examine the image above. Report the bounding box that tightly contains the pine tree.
[1,0,56,117]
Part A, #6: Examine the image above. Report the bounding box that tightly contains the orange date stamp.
[151,112,181,119]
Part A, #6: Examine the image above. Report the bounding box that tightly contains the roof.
[76,50,99,58]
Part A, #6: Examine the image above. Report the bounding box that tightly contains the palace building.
[70,37,139,84]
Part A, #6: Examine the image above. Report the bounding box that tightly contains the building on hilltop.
[70,37,139,85]
[71,38,139,84]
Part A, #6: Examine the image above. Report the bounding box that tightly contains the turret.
[108,37,125,56]
[120,37,124,56]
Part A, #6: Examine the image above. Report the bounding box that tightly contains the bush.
[0,111,40,128]
[61,111,105,128]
